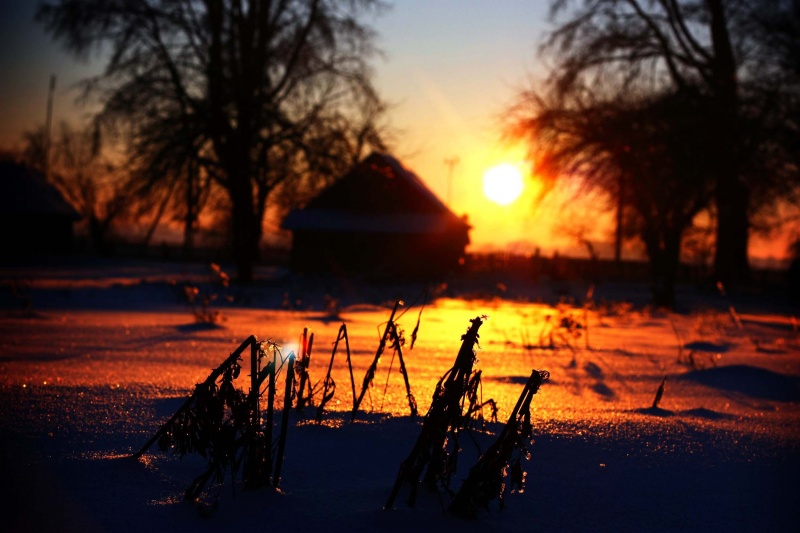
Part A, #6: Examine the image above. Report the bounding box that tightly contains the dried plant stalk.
[652,376,667,409]
[316,324,357,423]
[448,369,550,519]
[295,328,314,411]
[273,354,295,487]
[385,315,486,509]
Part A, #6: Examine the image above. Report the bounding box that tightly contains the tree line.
[20,0,800,308]
[507,0,799,306]
[28,0,389,281]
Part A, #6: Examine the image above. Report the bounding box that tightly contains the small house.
[0,160,82,258]
[281,152,470,279]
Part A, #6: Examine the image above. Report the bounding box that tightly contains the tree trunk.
[231,208,259,283]
[644,229,681,310]
[89,216,111,256]
[182,162,196,261]
[707,0,752,287]
[228,164,261,283]
[714,179,751,287]
[614,176,623,265]
[182,214,195,261]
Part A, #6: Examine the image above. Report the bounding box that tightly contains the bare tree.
[744,1,800,238]
[516,0,799,288]
[509,86,714,307]
[269,96,389,220]
[23,121,130,254]
[37,0,389,281]
[123,111,217,258]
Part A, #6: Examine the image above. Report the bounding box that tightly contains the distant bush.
[183,263,233,324]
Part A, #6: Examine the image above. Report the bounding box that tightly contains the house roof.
[282,152,470,234]
[0,161,81,219]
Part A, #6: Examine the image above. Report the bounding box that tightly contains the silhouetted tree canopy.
[510,85,714,307]
[37,0,389,281]
[511,0,800,290]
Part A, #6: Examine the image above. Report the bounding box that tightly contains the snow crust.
[1,257,798,532]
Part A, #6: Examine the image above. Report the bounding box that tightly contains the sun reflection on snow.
[298,417,345,429]
[3,296,798,444]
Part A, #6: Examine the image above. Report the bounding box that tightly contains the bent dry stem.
[295,328,314,411]
[132,334,257,459]
[316,324,357,424]
[449,368,550,519]
[353,300,416,419]
[385,315,487,509]
[134,335,297,501]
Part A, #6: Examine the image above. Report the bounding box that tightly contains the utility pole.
[44,74,56,182]
[443,156,459,205]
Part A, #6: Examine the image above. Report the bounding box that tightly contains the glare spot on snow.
[297,418,345,429]
[82,451,130,461]
[282,341,299,357]
[148,496,183,506]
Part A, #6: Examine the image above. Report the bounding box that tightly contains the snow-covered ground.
[1,257,798,532]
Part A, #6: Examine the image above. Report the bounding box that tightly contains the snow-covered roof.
[282,152,469,234]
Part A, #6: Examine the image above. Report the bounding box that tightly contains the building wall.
[0,214,76,259]
[290,229,468,280]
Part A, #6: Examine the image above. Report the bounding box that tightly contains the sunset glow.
[482,163,525,205]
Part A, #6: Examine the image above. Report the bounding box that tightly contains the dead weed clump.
[183,263,233,325]
[449,369,550,519]
[385,315,489,509]
[133,336,295,509]
[353,299,420,419]
[386,316,548,518]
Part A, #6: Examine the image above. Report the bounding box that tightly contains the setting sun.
[482,163,525,205]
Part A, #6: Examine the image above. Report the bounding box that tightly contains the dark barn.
[282,152,471,280]
[0,160,82,259]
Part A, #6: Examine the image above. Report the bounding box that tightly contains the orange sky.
[0,1,795,265]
